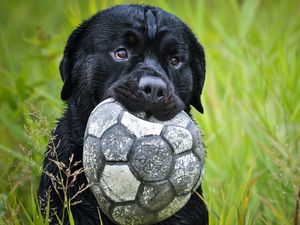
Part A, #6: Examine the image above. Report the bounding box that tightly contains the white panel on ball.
[88,103,123,138]
[100,165,140,202]
[162,126,193,154]
[121,111,163,138]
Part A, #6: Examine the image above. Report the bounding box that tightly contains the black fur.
[38,5,207,225]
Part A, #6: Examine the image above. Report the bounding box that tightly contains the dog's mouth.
[106,73,185,121]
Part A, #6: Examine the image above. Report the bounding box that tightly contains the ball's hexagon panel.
[112,203,155,225]
[100,125,135,161]
[149,111,191,128]
[170,153,201,195]
[130,136,173,181]
[83,136,103,182]
[121,112,163,138]
[162,126,193,155]
[158,194,191,221]
[91,184,111,213]
[100,165,140,202]
[90,98,115,115]
[87,102,123,138]
[138,181,174,211]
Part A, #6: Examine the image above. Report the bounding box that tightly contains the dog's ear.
[189,33,206,114]
[60,25,87,101]
[60,56,73,101]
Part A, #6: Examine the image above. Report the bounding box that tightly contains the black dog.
[38,5,207,225]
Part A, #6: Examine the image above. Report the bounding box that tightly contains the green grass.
[0,0,299,224]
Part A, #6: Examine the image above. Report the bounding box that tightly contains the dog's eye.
[170,56,181,68]
[114,48,128,60]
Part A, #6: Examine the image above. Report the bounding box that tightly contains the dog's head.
[60,5,205,120]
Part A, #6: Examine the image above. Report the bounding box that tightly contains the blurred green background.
[0,0,299,224]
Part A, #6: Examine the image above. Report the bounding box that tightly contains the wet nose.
[138,76,167,102]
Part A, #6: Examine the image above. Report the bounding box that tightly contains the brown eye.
[170,56,180,67]
[114,48,128,60]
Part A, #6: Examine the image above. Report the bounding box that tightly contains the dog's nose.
[139,76,167,102]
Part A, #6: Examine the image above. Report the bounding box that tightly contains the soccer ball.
[83,98,205,225]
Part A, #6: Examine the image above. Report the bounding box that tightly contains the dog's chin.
[105,79,185,121]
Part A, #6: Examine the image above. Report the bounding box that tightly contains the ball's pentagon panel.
[112,203,155,225]
[188,121,205,162]
[158,194,191,221]
[193,167,205,193]
[100,165,141,202]
[101,125,135,161]
[170,153,201,195]
[162,125,193,154]
[130,136,173,181]
[138,181,174,211]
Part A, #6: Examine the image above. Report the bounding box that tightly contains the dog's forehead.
[144,9,157,40]
[94,5,184,41]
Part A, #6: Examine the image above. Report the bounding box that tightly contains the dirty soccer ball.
[83,98,205,225]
